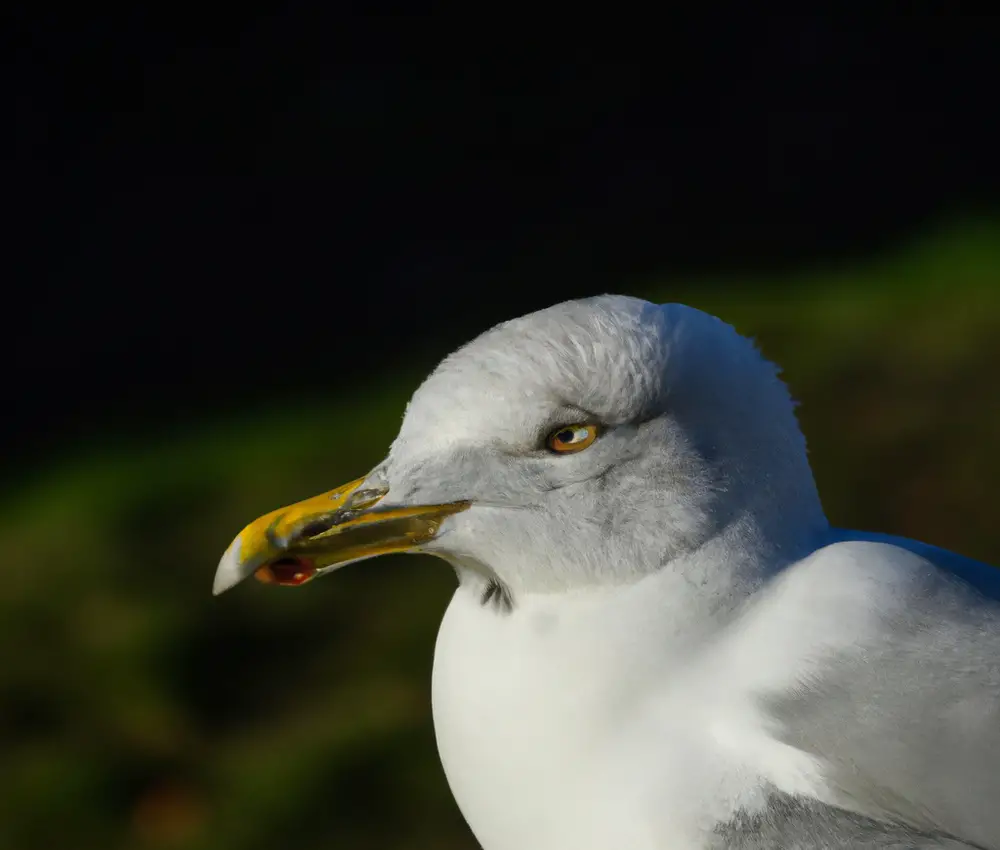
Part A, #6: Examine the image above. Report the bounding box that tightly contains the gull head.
[214,296,825,599]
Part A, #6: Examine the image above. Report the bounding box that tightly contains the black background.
[12,10,1000,469]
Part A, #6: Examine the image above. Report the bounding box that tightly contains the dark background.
[13,11,999,466]
[6,10,1000,850]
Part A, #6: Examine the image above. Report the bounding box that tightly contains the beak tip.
[212,538,249,596]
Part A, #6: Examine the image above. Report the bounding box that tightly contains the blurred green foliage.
[2,221,999,850]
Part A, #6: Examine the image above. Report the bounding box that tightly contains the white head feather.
[369,295,827,595]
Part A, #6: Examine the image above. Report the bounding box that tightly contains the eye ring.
[546,423,600,454]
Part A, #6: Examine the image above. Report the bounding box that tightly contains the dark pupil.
[556,428,576,444]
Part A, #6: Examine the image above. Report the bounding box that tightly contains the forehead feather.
[396,297,672,449]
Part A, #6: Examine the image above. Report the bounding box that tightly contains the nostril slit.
[348,488,387,510]
[299,518,336,539]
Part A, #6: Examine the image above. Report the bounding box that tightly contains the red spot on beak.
[254,557,317,586]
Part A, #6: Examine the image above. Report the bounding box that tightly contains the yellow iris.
[546,424,600,454]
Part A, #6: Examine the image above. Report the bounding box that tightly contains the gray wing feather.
[833,529,1000,600]
[765,533,1000,849]
[714,792,978,849]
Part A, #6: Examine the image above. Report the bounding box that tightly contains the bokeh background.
[8,11,1000,850]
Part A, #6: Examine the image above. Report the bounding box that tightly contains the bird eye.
[546,423,600,454]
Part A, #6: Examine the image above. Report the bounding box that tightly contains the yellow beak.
[212,476,469,595]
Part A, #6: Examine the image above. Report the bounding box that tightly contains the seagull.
[214,296,1000,850]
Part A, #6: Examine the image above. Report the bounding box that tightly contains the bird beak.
[212,475,469,595]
